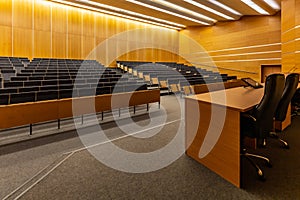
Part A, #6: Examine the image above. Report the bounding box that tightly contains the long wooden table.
[185,86,264,188]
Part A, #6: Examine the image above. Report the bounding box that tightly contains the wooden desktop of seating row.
[0,89,160,131]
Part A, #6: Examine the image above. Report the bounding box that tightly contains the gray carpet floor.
[0,95,300,199]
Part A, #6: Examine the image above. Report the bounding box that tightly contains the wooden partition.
[0,89,160,131]
[0,0,179,65]
[179,14,281,81]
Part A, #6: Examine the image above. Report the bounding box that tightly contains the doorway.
[261,64,281,83]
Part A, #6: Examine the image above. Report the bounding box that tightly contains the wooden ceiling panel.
[52,0,281,29]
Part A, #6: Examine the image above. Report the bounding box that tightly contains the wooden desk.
[185,87,264,188]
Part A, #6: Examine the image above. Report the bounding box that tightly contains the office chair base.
[244,152,272,168]
[269,132,289,149]
[241,149,272,181]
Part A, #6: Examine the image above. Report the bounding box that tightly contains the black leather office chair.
[271,73,299,148]
[291,88,300,115]
[241,73,285,180]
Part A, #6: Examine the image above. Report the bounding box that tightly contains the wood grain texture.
[180,14,281,81]
[0,0,179,63]
[185,98,241,187]
[281,0,300,73]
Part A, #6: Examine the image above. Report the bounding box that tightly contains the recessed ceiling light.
[126,0,211,25]
[151,0,217,23]
[263,0,280,10]
[184,0,235,20]
[241,0,270,15]
[208,0,242,16]
[49,0,182,30]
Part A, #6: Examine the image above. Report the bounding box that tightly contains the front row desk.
[185,86,265,188]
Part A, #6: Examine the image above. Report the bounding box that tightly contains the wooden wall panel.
[52,3,67,33]
[13,28,33,58]
[0,26,12,56]
[67,9,82,35]
[12,0,33,29]
[0,0,12,26]
[33,0,51,31]
[180,14,281,81]
[0,0,178,64]
[82,36,96,59]
[52,32,67,59]
[68,34,81,59]
[34,30,51,58]
[281,0,300,73]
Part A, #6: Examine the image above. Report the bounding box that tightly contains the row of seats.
[0,57,150,105]
[0,83,148,105]
[117,61,237,95]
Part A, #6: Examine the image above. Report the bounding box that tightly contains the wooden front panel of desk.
[185,97,241,187]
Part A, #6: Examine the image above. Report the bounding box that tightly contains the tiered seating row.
[0,58,150,105]
[0,57,160,135]
[117,61,237,95]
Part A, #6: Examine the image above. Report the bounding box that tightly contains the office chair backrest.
[253,74,285,138]
[275,73,300,121]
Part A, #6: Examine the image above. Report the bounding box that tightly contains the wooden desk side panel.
[186,99,241,187]
[0,101,59,129]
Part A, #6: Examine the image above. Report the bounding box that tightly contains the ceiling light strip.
[126,0,211,25]
[184,0,235,20]
[241,0,270,15]
[48,0,181,30]
[152,0,217,22]
[208,0,242,16]
[77,0,185,28]
[263,0,280,10]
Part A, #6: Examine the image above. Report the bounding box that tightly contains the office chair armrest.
[241,113,257,122]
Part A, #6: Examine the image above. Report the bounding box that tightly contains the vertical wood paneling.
[12,0,33,29]
[13,28,33,58]
[0,0,12,26]
[33,1,51,31]
[34,30,51,58]
[52,32,67,58]
[52,3,67,33]
[0,0,179,64]
[0,26,12,56]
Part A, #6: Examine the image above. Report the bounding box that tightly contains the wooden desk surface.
[186,87,264,112]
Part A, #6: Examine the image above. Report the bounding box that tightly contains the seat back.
[253,74,285,139]
[275,73,299,121]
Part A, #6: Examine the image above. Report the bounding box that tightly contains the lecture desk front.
[185,86,264,188]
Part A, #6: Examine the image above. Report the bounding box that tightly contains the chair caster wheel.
[283,144,290,149]
[266,162,272,168]
[258,175,266,182]
[257,169,266,181]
